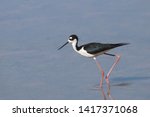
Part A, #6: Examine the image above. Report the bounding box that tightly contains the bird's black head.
[57,34,79,50]
[68,34,78,42]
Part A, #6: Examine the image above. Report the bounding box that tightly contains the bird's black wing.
[82,43,128,54]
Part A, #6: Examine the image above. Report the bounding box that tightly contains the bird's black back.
[81,43,129,54]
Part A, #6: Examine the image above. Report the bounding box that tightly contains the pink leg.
[93,57,104,88]
[105,54,121,96]
[100,87,107,100]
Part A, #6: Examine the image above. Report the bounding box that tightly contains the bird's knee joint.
[115,54,121,59]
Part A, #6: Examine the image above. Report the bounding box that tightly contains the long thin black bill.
[57,42,69,50]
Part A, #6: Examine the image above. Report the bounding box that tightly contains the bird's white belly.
[76,47,95,57]
[78,48,94,57]
[75,47,107,58]
[71,43,104,58]
[72,45,93,57]
[72,43,108,57]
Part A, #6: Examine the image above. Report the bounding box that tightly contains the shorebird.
[58,34,129,96]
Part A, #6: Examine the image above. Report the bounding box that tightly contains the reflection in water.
[91,85,114,100]
[100,87,107,100]
[92,81,131,100]
[100,86,114,100]
[112,82,131,87]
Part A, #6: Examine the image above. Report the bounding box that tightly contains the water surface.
[0,0,150,99]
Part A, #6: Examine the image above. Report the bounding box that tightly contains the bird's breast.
[77,47,95,57]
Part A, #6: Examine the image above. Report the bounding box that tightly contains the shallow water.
[0,0,150,100]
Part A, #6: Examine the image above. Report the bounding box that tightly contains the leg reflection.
[100,87,107,100]
[99,86,114,100]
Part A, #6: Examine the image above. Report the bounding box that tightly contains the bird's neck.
[71,40,80,52]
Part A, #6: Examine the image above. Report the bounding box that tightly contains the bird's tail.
[115,43,130,47]
[104,43,129,51]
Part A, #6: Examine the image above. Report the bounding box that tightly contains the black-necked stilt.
[58,34,129,96]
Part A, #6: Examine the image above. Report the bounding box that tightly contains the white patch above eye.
[69,36,72,39]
